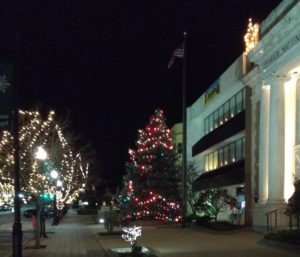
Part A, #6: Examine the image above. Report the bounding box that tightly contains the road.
[0,206,52,257]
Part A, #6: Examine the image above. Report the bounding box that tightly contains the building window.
[229,142,236,163]
[204,88,246,135]
[204,137,245,172]
[177,143,182,154]
[229,97,236,118]
[236,90,243,113]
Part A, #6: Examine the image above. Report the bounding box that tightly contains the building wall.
[187,56,248,223]
[171,122,183,163]
[244,0,300,230]
[187,55,245,175]
[187,0,300,229]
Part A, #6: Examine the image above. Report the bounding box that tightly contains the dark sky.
[0,0,282,188]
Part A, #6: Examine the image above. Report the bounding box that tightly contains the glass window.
[218,105,224,125]
[209,115,213,132]
[209,153,213,170]
[224,101,230,121]
[177,143,182,154]
[229,97,235,118]
[218,148,224,167]
[204,137,245,172]
[203,88,246,135]
[236,138,242,161]
[223,145,229,165]
[236,90,243,113]
[205,155,208,171]
[213,151,218,169]
[205,118,208,134]
[229,142,236,163]
[213,110,218,129]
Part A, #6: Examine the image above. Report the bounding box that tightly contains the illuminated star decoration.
[122,226,142,245]
[0,75,10,94]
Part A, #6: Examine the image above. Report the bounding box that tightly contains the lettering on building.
[263,30,300,70]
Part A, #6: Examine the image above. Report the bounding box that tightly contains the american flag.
[168,44,184,69]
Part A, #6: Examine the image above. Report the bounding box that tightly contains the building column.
[258,84,270,204]
[295,73,300,179]
[268,76,286,204]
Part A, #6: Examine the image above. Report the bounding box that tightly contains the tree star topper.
[121,225,142,245]
[0,75,10,94]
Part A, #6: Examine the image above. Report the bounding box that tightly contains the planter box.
[108,247,157,257]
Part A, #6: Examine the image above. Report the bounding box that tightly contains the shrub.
[194,215,212,226]
[265,230,300,245]
[194,189,237,222]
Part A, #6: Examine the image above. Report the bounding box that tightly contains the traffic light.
[41,193,54,202]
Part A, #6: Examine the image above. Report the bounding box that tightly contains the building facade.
[187,0,300,229]
[187,56,251,224]
[245,0,300,230]
[171,122,183,163]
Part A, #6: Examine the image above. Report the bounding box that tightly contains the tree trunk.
[34,199,41,248]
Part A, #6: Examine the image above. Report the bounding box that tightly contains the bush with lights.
[120,109,181,223]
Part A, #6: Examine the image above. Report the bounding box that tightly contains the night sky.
[0,0,282,188]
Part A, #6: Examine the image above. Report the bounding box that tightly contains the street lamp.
[56,180,62,187]
[35,146,48,160]
[50,169,58,179]
[50,170,60,226]
[34,146,48,238]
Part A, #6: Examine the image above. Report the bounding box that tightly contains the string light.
[122,108,181,223]
[244,18,259,55]
[0,109,89,208]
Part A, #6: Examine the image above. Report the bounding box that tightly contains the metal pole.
[52,194,57,225]
[182,31,187,228]
[12,109,22,257]
[12,1,23,254]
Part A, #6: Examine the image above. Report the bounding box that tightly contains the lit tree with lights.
[121,108,181,222]
[0,110,89,208]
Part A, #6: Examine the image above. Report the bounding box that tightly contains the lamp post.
[50,169,59,226]
[35,146,48,238]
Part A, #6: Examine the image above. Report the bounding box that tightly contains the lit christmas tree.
[0,110,89,208]
[121,109,181,222]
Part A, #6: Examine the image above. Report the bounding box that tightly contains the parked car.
[24,209,36,218]
[44,207,54,218]
[23,208,52,218]
[0,204,12,212]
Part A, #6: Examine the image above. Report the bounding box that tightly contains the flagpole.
[182,31,187,228]
[12,1,23,256]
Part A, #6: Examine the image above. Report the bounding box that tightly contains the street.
[0,206,52,257]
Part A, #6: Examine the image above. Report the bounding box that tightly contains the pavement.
[3,209,300,257]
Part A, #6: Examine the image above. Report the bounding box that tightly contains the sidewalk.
[15,209,300,257]
[21,209,107,257]
[89,222,300,257]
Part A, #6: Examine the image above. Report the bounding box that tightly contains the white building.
[245,0,300,230]
[187,56,251,224]
[171,122,183,163]
[187,0,300,230]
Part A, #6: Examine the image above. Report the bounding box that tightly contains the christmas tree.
[121,109,181,222]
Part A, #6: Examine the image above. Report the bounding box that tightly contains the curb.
[258,238,300,251]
